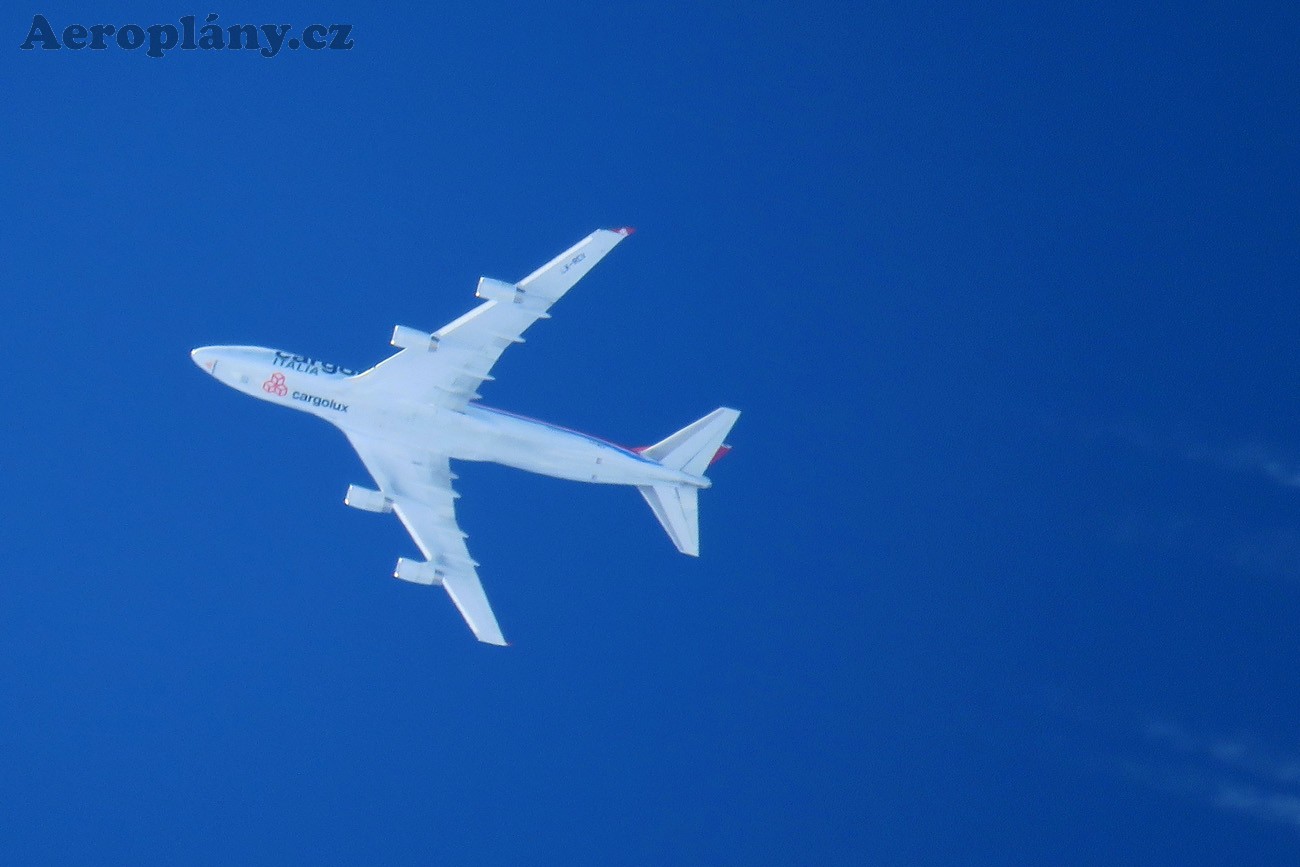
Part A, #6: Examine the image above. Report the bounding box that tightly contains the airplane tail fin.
[635,407,740,556]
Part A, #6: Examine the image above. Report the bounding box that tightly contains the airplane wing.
[344,431,507,646]
[354,227,634,411]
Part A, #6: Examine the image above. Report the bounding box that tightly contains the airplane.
[191,228,739,646]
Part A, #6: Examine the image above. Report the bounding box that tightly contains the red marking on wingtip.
[614,226,636,236]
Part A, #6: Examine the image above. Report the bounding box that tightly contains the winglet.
[612,226,636,236]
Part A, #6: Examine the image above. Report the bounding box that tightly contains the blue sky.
[3,2,1299,863]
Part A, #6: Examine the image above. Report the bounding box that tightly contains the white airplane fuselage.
[192,345,705,489]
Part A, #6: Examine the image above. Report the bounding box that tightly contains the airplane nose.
[191,347,218,374]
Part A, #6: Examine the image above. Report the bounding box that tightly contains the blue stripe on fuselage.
[476,405,657,464]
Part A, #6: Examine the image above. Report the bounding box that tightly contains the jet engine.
[394,557,441,586]
[391,325,438,352]
[475,276,522,303]
[344,484,392,513]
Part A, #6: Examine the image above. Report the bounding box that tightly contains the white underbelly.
[337,401,683,486]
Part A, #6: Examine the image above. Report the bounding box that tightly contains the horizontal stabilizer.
[638,484,700,556]
[640,407,741,477]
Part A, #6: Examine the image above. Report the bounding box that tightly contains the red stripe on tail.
[632,444,731,464]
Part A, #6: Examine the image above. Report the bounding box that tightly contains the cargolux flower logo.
[262,372,288,396]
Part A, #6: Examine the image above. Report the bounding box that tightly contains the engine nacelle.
[394,557,441,586]
[391,324,438,352]
[344,484,392,514]
[475,276,522,303]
